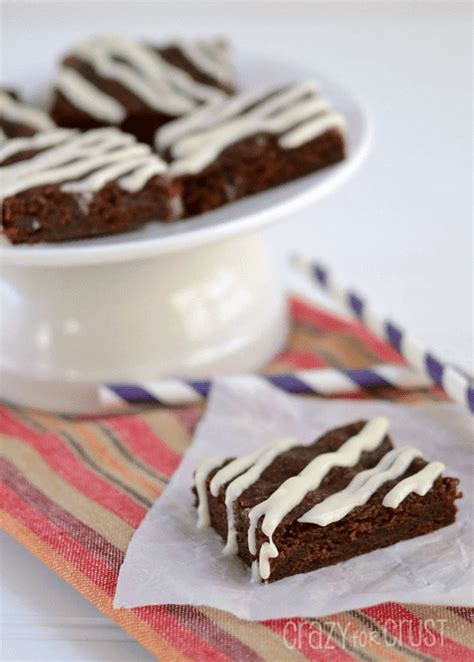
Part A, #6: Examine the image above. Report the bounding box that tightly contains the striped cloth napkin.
[1,295,472,660]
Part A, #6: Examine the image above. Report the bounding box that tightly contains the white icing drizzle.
[250,560,262,584]
[280,113,345,149]
[383,461,445,509]
[298,446,423,526]
[173,93,329,160]
[156,81,345,176]
[55,67,126,123]
[0,127,168,200]
[194,456,226,528]
[118,160,169,193]
[0,128,72,162]
[221,436,298,555]
[209,449,262,497]
[156,86,275,152]
[54,35,226,122]
[247,416,389,581]
[177,39,232,86]
[194,436,298,548]
[0,91,56,132]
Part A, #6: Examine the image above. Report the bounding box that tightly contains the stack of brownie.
[1,34,346,244]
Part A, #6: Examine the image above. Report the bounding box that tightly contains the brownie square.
[193,418,461,583]
[157,81,346,217]
[49,35,235,146]
[0,127,179,244]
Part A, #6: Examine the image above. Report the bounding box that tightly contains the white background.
[1,2,472,660]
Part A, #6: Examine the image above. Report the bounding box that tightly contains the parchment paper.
[114,379,473,620]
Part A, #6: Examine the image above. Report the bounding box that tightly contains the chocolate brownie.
[157,81,346,216]
[0,127,179,244]
[193,417,461,583]
[1,89,56,140]
[49,35,234,146]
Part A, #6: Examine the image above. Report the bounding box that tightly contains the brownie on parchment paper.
[193,418,461,583]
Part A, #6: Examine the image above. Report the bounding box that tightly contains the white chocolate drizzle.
[53,35,227,122]
[298,446,423,526]
[250,560,261,584]
[209,448,263,497]
[0,128,71,162]
[247,417,389,580]
[55,67,126,124]
[0,90,56,135]
[194,456,226,528]
[156,81,346,176]
[194,436,298,541]
[0,127,168,200]
[177,39,232,86]
[382,461,445,509]
[156,87,275,151]
[220,436,298,554]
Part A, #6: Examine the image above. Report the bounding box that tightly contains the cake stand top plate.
[0,52,371,268]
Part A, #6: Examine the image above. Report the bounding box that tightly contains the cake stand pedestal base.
[0,233,288,413]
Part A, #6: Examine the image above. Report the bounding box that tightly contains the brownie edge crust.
[193,418,461,583]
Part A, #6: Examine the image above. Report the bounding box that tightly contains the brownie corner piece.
[157,81,346,217]
[193,417,461,583]
[0,127,178,244]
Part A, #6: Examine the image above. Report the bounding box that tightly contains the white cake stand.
[0,54,371,413]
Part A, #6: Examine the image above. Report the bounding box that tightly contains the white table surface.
[1,2,472,660]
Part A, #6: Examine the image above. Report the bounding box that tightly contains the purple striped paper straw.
[100,364,433,408]
[293,255,474,414]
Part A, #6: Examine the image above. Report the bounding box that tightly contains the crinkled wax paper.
[115,379,473,620]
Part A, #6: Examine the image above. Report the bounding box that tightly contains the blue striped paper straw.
[100,364,433,408]
[293,255,474,414]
